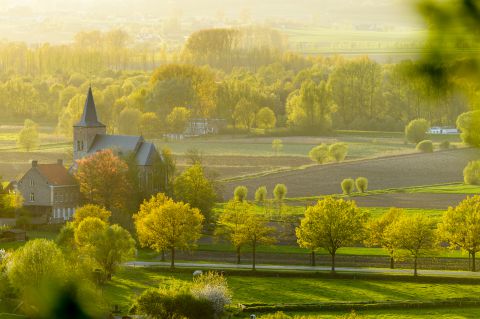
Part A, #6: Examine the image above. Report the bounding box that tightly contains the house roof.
[74,87,105,128]
[36,164,77,186]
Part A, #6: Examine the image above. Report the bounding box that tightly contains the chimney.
[57,159,63,166]
[32,160,38,167]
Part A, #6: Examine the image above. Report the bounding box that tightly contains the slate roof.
[87,134,157,166]
[74,87,106,128]
[36,164,77,186]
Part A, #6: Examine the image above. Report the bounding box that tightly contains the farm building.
[17,159,80,223]
[429,126,459,134]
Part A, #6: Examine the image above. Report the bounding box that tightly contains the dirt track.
[222,148,480,206]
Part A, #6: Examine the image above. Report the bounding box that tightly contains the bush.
[255,186,268,203]
[309,144,329,164]
[341,179,355,195]
[355,177,368,193]
[416,140,434,153]
[405,119,429,144]
[457,110,480,146]
[329,143,348,162]
[464,160,480,185]
[439,140,450,150]
[234,186,248,202]
[273,184,287,202]
[191,272,231,317]
[133,287,214,319]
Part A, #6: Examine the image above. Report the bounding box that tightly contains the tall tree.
[438,196,480,272]
[17,119,39,151]
[134,194,204,268]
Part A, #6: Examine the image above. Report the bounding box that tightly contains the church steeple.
[72,87,107,160]
[74,87,105,128]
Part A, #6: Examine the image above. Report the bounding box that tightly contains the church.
[17,87,164,223]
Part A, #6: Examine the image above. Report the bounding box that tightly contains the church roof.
[74,87,106,128]
[87,134,158,166]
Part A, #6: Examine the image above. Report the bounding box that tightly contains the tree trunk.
[473,252,476,272]
[170,247,175,269]
[161,250,165,262]
[252,244,256,271]
[311,250,316,266]
[413,256,418,277]
[390,256,395,269]
[331,253,336,272]
[236,247,241,264]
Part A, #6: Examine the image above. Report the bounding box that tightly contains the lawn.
[104,267,480,313]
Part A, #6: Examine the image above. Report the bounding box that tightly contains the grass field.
[104,267,480,314]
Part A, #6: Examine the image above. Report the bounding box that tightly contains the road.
[125,261,480,278]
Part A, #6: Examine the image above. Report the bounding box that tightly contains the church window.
[30,192,35,202]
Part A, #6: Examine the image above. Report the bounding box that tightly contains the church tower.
[73,87,106,161]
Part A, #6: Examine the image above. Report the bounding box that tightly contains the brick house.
[17,159,79,223]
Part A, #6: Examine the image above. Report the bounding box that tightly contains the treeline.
[0,27,470,133]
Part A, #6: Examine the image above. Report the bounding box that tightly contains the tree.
[438,196,480,272]
[309,144,329,164]
[174,164,217,220]
[255,186,267,205]
[242,213,276,270]
[296,208,322,266]
[297,197,368,271]
[457,111,480,147]
[7,239,66,291]
[341,178,355,195]
[364,208,404,269]
[139,112,162,138]
[416,140,434,152]
[215,200,251,264]
[134,194,204,268]
[355,177,368,193]
[385,214,434,276]
[75,149,131,211]
[329,143,348,162]
[405,119,430,144]
[273,184,287,211]
[464,160,480,185]
[17,119,39,151]
[118,107,142,135]
[272,139,283,156]
[72,204,111,226]
[233,98,256,129]
[233,186,248,202]
[167,107,191,134]
[256,107,276,129]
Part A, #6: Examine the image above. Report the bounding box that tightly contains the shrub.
[355,177,368,193]
[191,272,231,317]
[405,119,429,144]
[457,110,480,146]
[255,186,267,203]
[439,140,450,150]
[133,287,214,319]
[341,179,355,195]
[309,144,329,164]
[416,140,433,153]
[234,186,248,202]
[329,143,348,162]
[273,184,287,202]
[464,160,480,185]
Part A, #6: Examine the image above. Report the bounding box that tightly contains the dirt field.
[222,148,480,200]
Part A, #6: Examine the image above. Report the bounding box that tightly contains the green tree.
[329,143,348,162]
[355,177,368,193]
[215,200,252,264]
[255,186,267,205]
[72,204,111,226]
[242,213,276,270]
[139,112,162,138]
[405,119,430,144]
[256,107,276,129]
[174,164,217,220]
[17,119,39,151]
[309,144,329,164]
[385,214,434,276]
[464,160,480,185]
[233,186,248,202]
[118,107,142,135]
[273,183,287,211]
[167,106,191,134]
[365,208,404,269]
[233,98,256,129]
[341,178,355,195]
[457,111,480,147]
[438,196,480,272]
[297,197,368,271]
[134,194,204,268]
